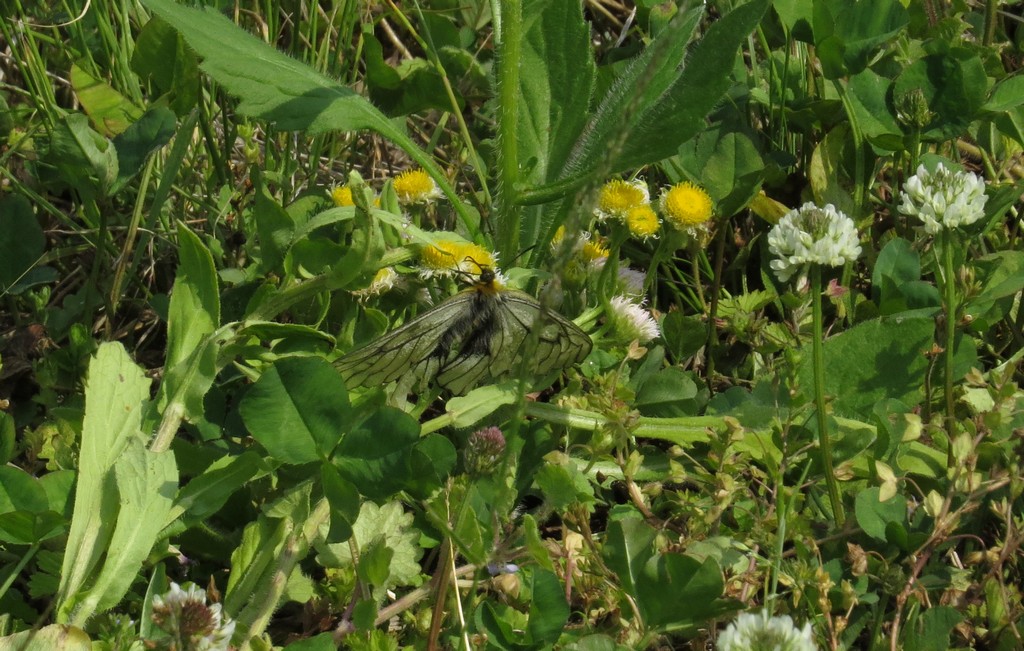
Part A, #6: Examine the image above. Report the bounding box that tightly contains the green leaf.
[316,501,423,601]
[897,441,947,479]
[872,238,940,314]
[903,606,962,651]
[0,195,49,295]
[253,181,296,273]
[774,0,814,41]
[110,106,176,194]
[854,486,907,542]
[131,15,200,115]
[607,0,771,173]
[660,312,706,362]
[0,466,54,544]
[893,47,988,141]
[357,537,394,587]
[559,7,699,178]
[239,357,350,465]
[362,31,451,116]
[321,463,359,544]
[141,0,396,135]
[634,367,700,417]
[965,251,1024,330]
[602,516,658,595]
[477,602,523,650]
[156,224,221,427]
[984,74,1024,112]
[0,411,13,464]
[57,343,151,622]
[332,408,420,501]
[676,123,765,218]
[798,316,934,418]
[534,463,594,512]
[39,470,75,519]
[165,452,266,531]
[224,514,291,615]
[813,0,908,78]
[445,383,519,429]
[70,63,143,137]
[44,113,118,197]
[166,223,220,371]
[846,68,903,150]
[527,570,570,645]
[281,633,336,651]
[79,439,177,614]
[0,625,92,651]
[517,0,595,184]
[404,434,457,499]
[636,553,733,632]
[809,123,859,218]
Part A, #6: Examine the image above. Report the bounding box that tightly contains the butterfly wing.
[337,286,592,394]
[434,290,592,394]
[335,293,477,389]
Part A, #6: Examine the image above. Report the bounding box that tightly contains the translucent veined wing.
[335,269,592,394]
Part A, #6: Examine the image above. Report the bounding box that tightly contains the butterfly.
[336,266,592,395]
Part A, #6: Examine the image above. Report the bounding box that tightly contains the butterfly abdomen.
[429,287,501,359]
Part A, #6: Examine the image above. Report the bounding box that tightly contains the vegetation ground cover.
[0,1,1022,650]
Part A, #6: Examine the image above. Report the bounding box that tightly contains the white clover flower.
[149,582,235,651]
[608,295,659,343]
[767,203,861,282]
[899,163,988,234]
[717,610,817,651]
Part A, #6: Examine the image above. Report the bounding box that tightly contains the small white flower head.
[149,582,235,651]
[767,202,861,282]
[616,266,647,298]
[608,295,660,343]
[717,610,817,651]
[899,163,988,234]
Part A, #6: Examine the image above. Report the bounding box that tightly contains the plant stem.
[811,266,844,525]
[941,230,958,469]
[705,222,728,386]
[495,0,523,256]
[0,542,38,602]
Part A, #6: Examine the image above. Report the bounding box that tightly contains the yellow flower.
[581,238,610,269]
[394,168,443,205]
[420,240,466,277]
[625,204,660,240]
[661,181,713,231]
[596,179,649,221]
[459,243,498,275]
[353,267,400,300]
[330,185,355,207]
[420,240,498,280]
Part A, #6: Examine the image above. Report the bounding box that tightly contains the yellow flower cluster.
[595,178,660,241]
